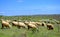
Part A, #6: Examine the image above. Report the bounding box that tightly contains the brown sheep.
[1,19,12,29]
[46,23,54,30]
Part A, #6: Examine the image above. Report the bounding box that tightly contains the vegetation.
[0,15,60,37]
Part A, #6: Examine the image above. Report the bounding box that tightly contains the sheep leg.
[17,26,21,29]
[48,27,51,30]
[48,26,53,30]
[50,27,53,30]
[7,26,10,29]
[51,27,53,30]
[48,28,50,30]
[47,26,50,30]
[12,23,15,26]
[28,26,31,30]
[5,26,8,29]
[1,24,4,29]
[22,26,26,29]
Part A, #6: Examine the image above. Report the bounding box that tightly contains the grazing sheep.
[24,21,29,25]
[35,22,46,27]
[41,22,46,26]
[17,22,27,29]
[28,23,39,32]
[12,21,18,26]
[24,21,38,31]
[29,22,37,26]
[1,19,12,29]
[28,23,37,29]
[12,21,27,29]
[6,20,11,24]
[46,23,54,30]
[35,22,42,26]
[6,20,11,23]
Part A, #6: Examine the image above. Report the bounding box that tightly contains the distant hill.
[0,14,60,21]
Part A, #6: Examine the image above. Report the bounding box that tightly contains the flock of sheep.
[1,19,54,31]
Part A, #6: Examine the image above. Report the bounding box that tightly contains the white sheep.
[18,22,27,29]
[1,19,12,29]
[24,21,38,30]
[12,21,27,29]
[46,23,54,30]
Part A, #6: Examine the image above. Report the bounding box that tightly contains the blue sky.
[0,0,60,16]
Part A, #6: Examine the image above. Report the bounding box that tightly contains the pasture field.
[0,15,60,37]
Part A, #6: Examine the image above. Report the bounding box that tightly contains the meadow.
[0,15,60,37]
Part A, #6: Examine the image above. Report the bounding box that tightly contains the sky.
[0,0,60,16]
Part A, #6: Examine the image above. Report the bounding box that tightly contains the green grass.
[0,25,60,37]
[0,16,60,37]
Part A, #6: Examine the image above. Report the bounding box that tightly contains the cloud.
[0,12,5,15]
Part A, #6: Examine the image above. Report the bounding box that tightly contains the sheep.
[31,22,46,27]
[12,21,18,26]
[28,23,39,32]
[41,22,46,26]
[1,19,12,29]
[12,21,27,29]
[24,21,38,31]
[46,23,54,30]
[17,22,27,29]
[35,22,42,26]
[36,22,46,26]
[29,23,37,29]
[29,22,37,26]
[6,20,11,23]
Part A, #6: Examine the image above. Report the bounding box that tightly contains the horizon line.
[0,14,60,16]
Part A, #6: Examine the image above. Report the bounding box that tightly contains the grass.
[0,25,60,37]
[0,15,60,37]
